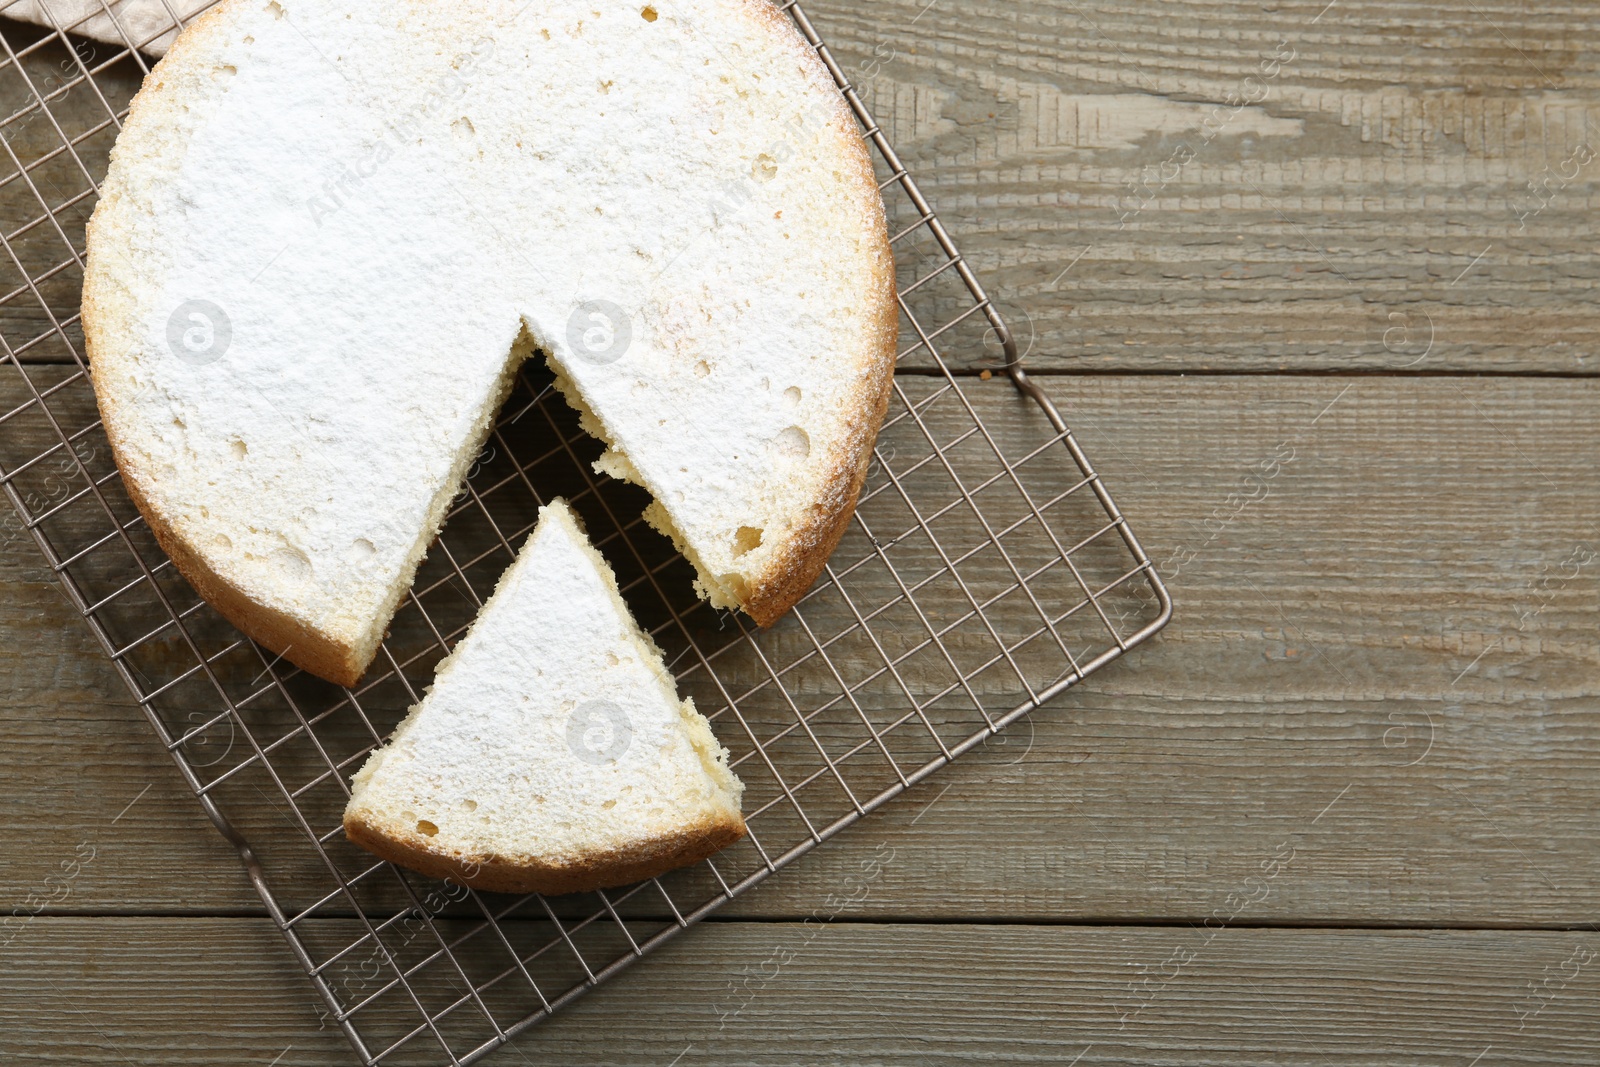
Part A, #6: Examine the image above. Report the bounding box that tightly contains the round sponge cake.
[83,0,897,686]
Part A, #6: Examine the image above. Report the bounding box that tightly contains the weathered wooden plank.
[0,918,1595,1065]
[3,366,1596,925]
[804,0,1600,373]
[2,3,1597,371]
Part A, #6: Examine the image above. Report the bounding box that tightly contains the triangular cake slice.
[343,500,744,895]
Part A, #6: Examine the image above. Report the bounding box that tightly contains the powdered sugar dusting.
[85,0,894,676]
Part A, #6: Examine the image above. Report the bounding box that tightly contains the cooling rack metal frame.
[0,2,1172,1063]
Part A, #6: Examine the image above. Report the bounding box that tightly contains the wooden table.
[3,0,1598,1063]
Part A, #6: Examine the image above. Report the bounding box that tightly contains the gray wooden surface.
[2,0,1598,1064]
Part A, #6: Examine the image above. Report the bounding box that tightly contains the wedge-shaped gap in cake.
[651,596,752,705]
[415,502,507,610]
[519,351,756,711]
[487,364,586,508]
[457,404,546,525]
[377,586,458,699]
[564,469,706,637]
[564,464,758,796]
[744,602,854,700]
[432,483,527,600]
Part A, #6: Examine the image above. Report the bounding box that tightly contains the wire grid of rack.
[0,2,1171,1064]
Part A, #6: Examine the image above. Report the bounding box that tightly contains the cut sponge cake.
[83,0,897,686]
[343,499,745,895]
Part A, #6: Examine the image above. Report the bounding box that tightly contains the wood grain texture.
[0,918,1595,1066]
[3,368,1595,926]
[804,0,1600,372]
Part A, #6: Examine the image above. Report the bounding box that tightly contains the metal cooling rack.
[0,2,1171,1063]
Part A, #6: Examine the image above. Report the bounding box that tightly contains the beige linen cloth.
[6,0,218,56]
